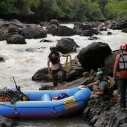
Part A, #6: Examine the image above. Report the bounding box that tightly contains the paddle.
[12,77,20,91]
[10,77,29,104]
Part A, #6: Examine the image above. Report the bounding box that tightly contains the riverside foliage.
[0,0,127,22]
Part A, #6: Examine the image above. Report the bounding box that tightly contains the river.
[0,24,127,127]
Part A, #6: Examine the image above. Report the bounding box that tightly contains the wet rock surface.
[83,96,127,127]
[0,115,16,127]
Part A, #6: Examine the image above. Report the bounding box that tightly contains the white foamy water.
[0,24,127,91]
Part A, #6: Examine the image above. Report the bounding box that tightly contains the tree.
[104,3,118,19]
[0,0,19,14]
[16,0,40,15]
[88,2,105,20]
[115,0,127,19]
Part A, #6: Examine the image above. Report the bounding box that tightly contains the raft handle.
[52,107,58,114]
[14,112,19,115]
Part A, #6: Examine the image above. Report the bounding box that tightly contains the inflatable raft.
[0,86,91,119]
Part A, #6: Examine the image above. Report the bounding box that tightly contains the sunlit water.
[0,24,127,126]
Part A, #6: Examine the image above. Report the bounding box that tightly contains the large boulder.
[105,50,121,75]
[10,19,25,28]
[77,42,112,71]
[7,34,26,44]
[2,32,18,40]
[122,28,127,33]
[73,22,93,35]
[73,28,83,35]
[20,27,47,39]
[80,30,94,36]
[82,24,92,30]
[32,68,50,81]
[56,38,79,54]
[46,24,58,36]
[119,20,127,29]
[8,26,18,33]
[50,19,59,26]
[0,23,9,34]
[73,22,84,29]
[57,25,73,36]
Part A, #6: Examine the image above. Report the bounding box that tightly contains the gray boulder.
[57,25,73,36]
[0,23,9,34]
[7,34,26,44]
[46,24,58,36]
[20,27,47,39]
[77,42,112,71]
[50,19,59,26]
[80,30,94,36]
[0,30,2,41]
[2,32,18,40]
[56,38,79,54]
[105,50,121,75]
[0,115,15,127]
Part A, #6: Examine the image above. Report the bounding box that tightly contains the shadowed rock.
[57,25,73,36]
[56,38,79,54]
[20,27,47,39]
[0,115,16,127]
[7,34,26,44]
[83,96,127,127]
[77,42,112,71]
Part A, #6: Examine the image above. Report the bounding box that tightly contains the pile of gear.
[0,86,29,104]
[0,86,18,103]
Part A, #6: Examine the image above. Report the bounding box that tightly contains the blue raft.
[0,86,91,119]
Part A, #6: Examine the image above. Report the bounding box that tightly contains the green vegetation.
[0,0,127,22]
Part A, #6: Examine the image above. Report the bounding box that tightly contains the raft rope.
[64,54,72,72]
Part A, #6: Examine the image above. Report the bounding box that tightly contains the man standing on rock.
[113,43,127,109]
[47,46,69,88]
[82,71,110,99]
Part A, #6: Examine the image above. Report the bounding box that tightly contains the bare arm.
[82,82,96,88]
[93,91,104,95]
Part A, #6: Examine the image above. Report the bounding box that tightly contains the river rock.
[57,25,73,36]
[56,38,79,54]
[0,30,2,41]
[73,22,84,30]
[0,23,10,34]
[0,57,5,62]
[50,19,59,26]
[80,30,93,36]
[7,34,26,44]
[0,115,15,127]
[83,95,127,127]
[122,28,127,33]
[105,50,121,75]
[77,42,112,71]
[46,24,58,36]
[20,27,47,39]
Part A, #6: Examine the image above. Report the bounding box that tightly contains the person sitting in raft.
[82,71,110,99]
